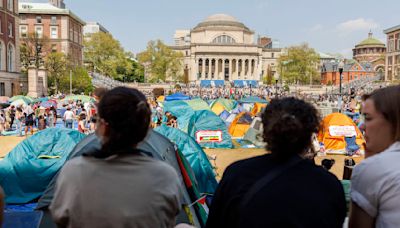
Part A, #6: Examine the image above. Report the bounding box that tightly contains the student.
[50,87,181,228]
[63,107,75,129]
[0,112,5,135]
[24,105,34,136]
[206,97,346,228]
[349,85,400,228]
[77,113,88,134]
[37,115,47,131]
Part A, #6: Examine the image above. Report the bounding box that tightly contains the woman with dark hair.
[206,97,346,228]
[50,87,181,228]
[349,85,400,228]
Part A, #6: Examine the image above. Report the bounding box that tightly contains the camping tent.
[318,113,365,154]
[239,96,268,104]
[187,110,233,149]
[251,102,267,116]
[210,99,237,115]
[0,128,85,204]
[155,125,218,193]
[229,112,253,137]
[243,117,266,147]
[165,93,191,101]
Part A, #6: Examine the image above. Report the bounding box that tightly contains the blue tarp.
[187,110,233,149]
[155,125,218,193]
[200,80,225,88]
[233,80,259,88]
[0,128,85,204]
[165,93,191,101]
[239,96,269,104]
[163,100,195,132]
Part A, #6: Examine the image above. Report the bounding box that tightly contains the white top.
[23,106,34,116]
[351,142,400,228]
[50,154,181,228]
[63,110,74,120]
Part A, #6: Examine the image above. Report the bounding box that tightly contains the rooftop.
[355,32,385,47]
[383,24,400,34]
[193,14,252,33]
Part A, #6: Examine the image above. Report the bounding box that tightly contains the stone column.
[235,60,239,80]
[38,66,48,96]
[215,59,219,80]
[228,59,232,81]
[201,58,205,79]
[27,65,39,98]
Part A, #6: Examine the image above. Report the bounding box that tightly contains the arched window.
[212,35,236,44]
[7,43,14,72]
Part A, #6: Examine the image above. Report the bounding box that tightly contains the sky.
[27,0,400,57]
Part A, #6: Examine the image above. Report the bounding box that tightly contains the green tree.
[45,52,68,94]
[84,32,132,78]
[59,67,93,94]
[20,33,51,73]
[115,58,145,82]
[137,40,183,83]
[278,43,320,85]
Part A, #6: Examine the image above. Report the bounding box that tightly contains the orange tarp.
[251,103,267,116]
[318,113,365,152]
[229,112,251,137]
[211,102,225,116]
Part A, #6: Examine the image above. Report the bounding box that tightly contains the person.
[0,112,5,135]
[15,107,23,136]
[165,111,178,128]
[24,105,34,136]
[77,113,88,134]
[349,85,400,228]
[8,105,15,130]
[38,115,47,131]
[63,107,75,129]
[48,106,56,128]
[50,87,181,228]
[206,97,346,228]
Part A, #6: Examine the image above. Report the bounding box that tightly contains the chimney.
[49,0,65,9]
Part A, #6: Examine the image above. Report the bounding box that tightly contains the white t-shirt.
[63,110,74,120]
[351,142,400,228]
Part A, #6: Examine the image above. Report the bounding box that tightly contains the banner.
[328,126,357,137]
[195,130,223,143]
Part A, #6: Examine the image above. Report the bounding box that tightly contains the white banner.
[328,126,357,137]
[195,130,223,143]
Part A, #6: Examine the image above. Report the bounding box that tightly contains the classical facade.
[19,0,85,65]
[171,14,282,86]
[0,0,24,97]
[384,25,400,81]
[352,32,386,78]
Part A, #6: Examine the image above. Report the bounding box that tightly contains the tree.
[59,67,93,94]
[20,33,51,72]
[115,58,144,83]
[84,32,132,78]
[278,43,320,85]
[137,40,183,83]
[45,52,68,94]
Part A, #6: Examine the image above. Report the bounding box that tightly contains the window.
[398,40,400,51]
[20,15,26,22]
[20,25,27,38]
[271,53,274,58]
[0,43,2,70]
[50,26,58,39]
[51,16,57,24]
[8,22,12,37]
[51,44,57,52]
[35,26,43,38]
[36,16,42,24]
[7,0,13,12]
[7,43,14,72]
[212,35,236,44]
[0,83,5,96]
[0,18,2,34]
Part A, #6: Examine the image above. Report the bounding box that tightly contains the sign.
[195,130,223,143]
[328,126,357,137]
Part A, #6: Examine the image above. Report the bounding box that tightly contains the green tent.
[210,98,237,112]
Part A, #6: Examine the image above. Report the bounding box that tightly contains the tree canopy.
[278,43,320,85]
[20,33,51,73]
[137,40,183,83]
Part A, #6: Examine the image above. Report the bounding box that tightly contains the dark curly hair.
[262,97,320,160]
[97,87,151,156]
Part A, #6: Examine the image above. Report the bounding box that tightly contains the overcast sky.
[28,0,400,57]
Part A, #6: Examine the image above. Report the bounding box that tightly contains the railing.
[91,73,126,89]
[331,75,381,94]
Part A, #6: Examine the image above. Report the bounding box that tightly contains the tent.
[155,125,218,193]
[229,112,253,137]
[187,110,233,149]
[210,98,237,115]
[318,113,365,154]
[243,117,266,147]
[156,95,165,102]
[37,130,208,227]
[0,128,85,204]
[239,96,268,104]
[10,95,33,103]
[251,102,267,116]
[165,93,191,101]
[61,95,94,103]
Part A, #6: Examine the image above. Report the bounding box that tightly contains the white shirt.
[24,106,34,116]
[63,110,74,120]
[351,142,400,228]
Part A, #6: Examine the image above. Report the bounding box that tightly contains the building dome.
[193,14,251,33]
[355,32,385,47]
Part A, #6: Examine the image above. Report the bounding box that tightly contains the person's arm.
[349,202,374,228]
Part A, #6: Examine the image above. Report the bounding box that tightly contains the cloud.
[337,18,379,32]
[309,24,323,32]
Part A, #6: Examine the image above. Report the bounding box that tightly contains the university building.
[384,25,400,81]
[19,0,85,65]
[171,14,282,87]
[0,0,22,97]
[321,61,373,85]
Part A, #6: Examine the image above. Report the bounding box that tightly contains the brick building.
[321,61,373,85]
[0,0,23,97]
[19,0,85,65]
[384,25,400,81]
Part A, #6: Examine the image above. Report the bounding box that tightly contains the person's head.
[165,111,171,117]
[93,87,108,103]
[262,97,320,160]
[96,87,151,157]
[79,113,86,121]
[361,85,400,155]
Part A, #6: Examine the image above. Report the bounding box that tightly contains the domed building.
[352,32,386,77]
[172,14,282,86]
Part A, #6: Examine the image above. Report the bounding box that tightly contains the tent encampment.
[318,113,365,154]
[165,93,191,101]
[210,99,237,115]
[0,128,85,204]
[229,112,253,137]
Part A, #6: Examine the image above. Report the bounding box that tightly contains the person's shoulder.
[223,154,270,178]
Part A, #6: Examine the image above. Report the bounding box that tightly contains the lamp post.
[338,60,344,113]
[274,72,280,98]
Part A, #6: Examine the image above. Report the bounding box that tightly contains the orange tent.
[251,102,267,116]
[318,113,365,153]
[229,112,253,137]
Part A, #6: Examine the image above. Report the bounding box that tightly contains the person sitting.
[50,87,181,228]
[165,111,178,128]
[206,97,346,228]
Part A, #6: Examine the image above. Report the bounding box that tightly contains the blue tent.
[155,125,218,193]
[165,93,191,101]
[239,96,269,104]
[0,128,85,204]
[233,80,259,88]
[188,110,233,149]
